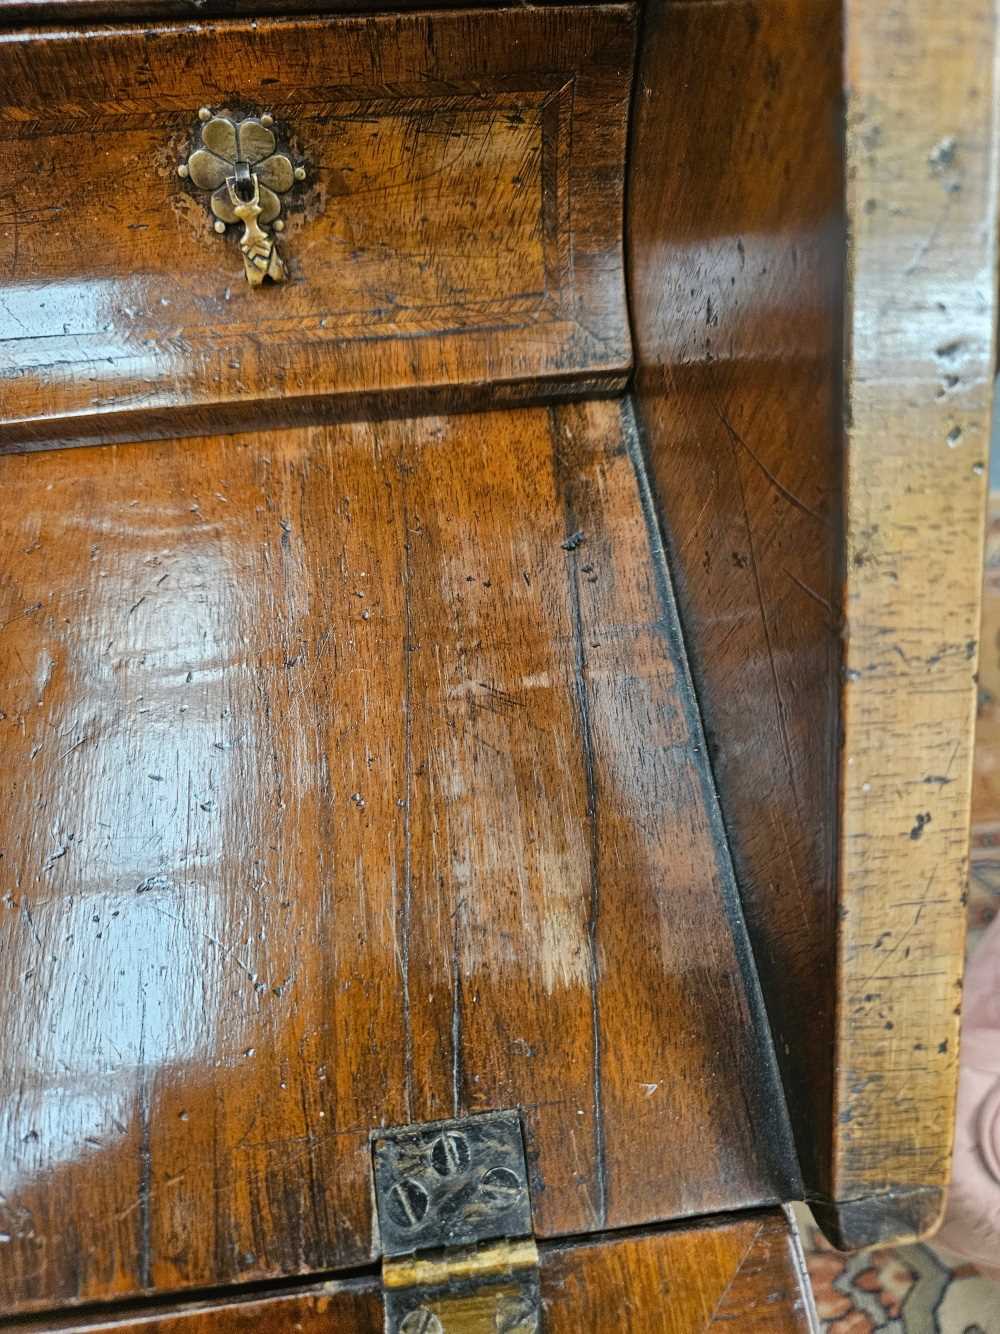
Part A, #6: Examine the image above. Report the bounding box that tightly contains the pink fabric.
[935,910,1000,1279]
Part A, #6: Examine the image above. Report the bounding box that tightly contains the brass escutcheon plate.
[178,107,307,287]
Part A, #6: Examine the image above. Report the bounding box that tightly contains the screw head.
[261,113,274,127]
[429,1130,471,1178]
[399,1310,443,1334]
[385,1177,429,1229]
[198,106,212,122]
[213,220,226,234]
[478,1166,522,1209]
[177,163,189,178]
[294,165,306,181]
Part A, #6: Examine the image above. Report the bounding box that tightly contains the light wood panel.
[0,403,796,1313]
[0,9,633,451]
[822,0,998,1248]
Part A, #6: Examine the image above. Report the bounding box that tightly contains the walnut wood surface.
[627,0,842,1210]
[826,0,998,1243]
[0,402,796,1313]
[542,1211,815,1332]
[0,10,633,451]
[7,1210,815,1332]
[627,0,998,1246]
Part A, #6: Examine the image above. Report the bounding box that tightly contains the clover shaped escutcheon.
[179,109,306,286]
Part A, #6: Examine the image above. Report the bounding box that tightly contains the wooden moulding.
[628,0,998,1246]
[12,1211,816,1332]
[0,0,589,23]
[0,8,634,451]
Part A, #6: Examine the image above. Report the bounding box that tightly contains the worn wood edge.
[781,1205,821,1333]
[808,1185,945,1253]
[0,373,629,455]
[831,0,999,1241]
[0,0,583,22]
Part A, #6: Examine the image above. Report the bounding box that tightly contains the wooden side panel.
[14,1210,815,1333]
[0,404,795,1313]
[628,0,999,1246]
[626,0,842,1201]
[0,10,633,450]
[823,0,999,1247]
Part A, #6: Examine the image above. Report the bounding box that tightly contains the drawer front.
[0,8,634,448]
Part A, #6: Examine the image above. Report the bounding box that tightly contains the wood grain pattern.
[542,1211,816,1332]
[7,1210,815,1332]
[824,0,998,1247]
[627,0,999,1246]
[626,0,841,1207]
[0,402,796,1314]
[0,10,633,451]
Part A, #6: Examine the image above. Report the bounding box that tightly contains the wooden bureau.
[0,0,996,1328]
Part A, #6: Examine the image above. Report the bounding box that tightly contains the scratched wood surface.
[0,9,633,451]
[626,0,841,1214]
[0,402,796,1313]
[9,1210,814,1332]
[821,0,999,1248]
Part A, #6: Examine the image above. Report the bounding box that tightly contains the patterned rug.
[794,492,1000,1331]
[798,1207,999,1332]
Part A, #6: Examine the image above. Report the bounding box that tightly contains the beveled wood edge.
[829,0,998,1245]
[0,373,629,455]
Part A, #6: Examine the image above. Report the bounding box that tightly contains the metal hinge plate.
[372,1110,540,1334]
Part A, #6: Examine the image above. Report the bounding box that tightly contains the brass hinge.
[372,1110,541,1333]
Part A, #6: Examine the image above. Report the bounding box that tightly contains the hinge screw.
[429,1130,471,1177]
[385,1177,430,1228]
[399,1309,444,1334]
